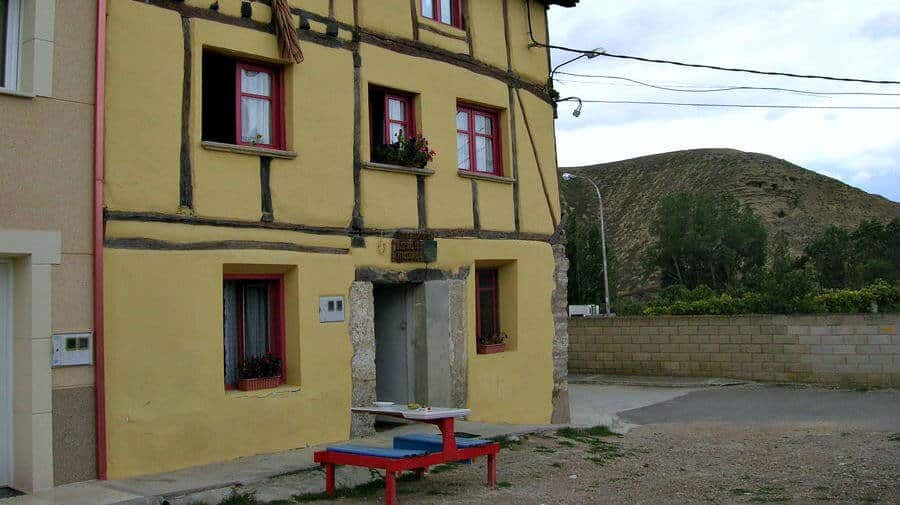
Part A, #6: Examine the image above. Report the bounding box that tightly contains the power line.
[596,52,900,85]
[555,73,900,97]
[576,99,900,110]
[523,1,900,85]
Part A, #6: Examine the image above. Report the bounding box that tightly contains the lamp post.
[562,172,612,316]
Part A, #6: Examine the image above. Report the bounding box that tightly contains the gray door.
[374,285,416,404]
[0,262,12,487]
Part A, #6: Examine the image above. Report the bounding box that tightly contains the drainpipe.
[93,0,108,481]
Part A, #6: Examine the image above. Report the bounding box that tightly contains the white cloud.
[548,0,900,201]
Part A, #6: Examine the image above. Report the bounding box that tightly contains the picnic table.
[313,405,500,505]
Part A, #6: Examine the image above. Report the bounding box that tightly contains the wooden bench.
[314,438,500,505]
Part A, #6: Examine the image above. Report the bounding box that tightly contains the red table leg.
[436,417,457,454]
[325,463,335,495]
[487,454,496,487]
[385,471,396,505]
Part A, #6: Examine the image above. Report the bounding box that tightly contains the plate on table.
[374,401,394,407]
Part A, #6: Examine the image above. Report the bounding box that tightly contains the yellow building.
[102,0,575,479]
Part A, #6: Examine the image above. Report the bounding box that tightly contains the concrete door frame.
[0,229,61,492]
[0,261,12,487]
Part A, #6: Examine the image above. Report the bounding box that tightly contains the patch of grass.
[556,439,576,447]
[888,433,900,442]
[426,489,455,496]
[555,426,627,466]
[730,485,790,503]
[489,435,525,449]
[533,446,556,454]
[428,462,461,475]
[549,462,563,468]
[219,490,260,505]
[497,481,513,488]
[557,426,620,443]
[861,495,880,503]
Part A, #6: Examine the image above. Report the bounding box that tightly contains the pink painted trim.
[93,0,108,481]
[422,0,465,29]
[223,274,287,386]
[234,62,284,150]
[457,104,503,176]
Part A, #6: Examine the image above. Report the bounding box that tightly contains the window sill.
[363,161,435,176]
[201,141,297,160]
[418,17,468,40]
[226,385,301,398]
[457,170,515,185]
[0,87,35,99]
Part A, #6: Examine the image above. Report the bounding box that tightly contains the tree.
[645,193,767,291]
[803,218,899,289]
[565,213,616,306]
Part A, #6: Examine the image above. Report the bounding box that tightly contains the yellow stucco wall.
[104,237,554,477]
[103,0,564,478]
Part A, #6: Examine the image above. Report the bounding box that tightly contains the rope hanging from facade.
[273,0,304,63]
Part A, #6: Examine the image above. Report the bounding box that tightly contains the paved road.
[619,385,900,430]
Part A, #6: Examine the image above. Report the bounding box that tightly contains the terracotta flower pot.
[237,376,282,391]
[477,342,507,355]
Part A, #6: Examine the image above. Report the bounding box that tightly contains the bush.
[813,280,899,314]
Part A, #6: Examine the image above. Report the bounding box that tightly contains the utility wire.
[555,73,900,97]
[577,99,900,110]
[524,0,900,85]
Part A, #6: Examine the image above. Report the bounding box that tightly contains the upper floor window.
[369,86,417,162]
[1,0,21,90]
[202,52,286,150]
[421,0,464,29]
[457,104,502,176]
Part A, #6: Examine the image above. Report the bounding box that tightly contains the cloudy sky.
[547,1,900,202]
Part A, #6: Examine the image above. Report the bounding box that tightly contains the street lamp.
[562,172,612,316]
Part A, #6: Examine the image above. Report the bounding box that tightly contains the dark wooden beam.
[507,85,521,233]
[470,179,480,230]
[105,237,349,255]
[417,175,427,230]
[105,210,554,242]
[179,16,194,210]
[260,156,274,222]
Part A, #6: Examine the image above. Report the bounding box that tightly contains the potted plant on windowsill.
[237,354,283,391]
[374,132,436,169]
[477,332,508,355]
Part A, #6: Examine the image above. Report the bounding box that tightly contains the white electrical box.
[52,332,94,367]
[319,296,345,323]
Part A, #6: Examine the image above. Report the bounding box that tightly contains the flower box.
[237,376,282,391]
[476,342,507,355]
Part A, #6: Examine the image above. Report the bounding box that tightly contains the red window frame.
[223,274,286,390]
[421,0,464,29]
[475,269,500,342]
[383,93,416,144]
[457,104,503,176]
[234,62,285,150]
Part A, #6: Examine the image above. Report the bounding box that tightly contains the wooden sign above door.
[391,231,438,263]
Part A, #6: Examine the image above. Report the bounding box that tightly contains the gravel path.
[289,424,899,505]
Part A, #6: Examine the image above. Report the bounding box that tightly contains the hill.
[560,148,900,296]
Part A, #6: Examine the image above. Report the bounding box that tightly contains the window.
[475,269,499,343]
[1,0,20,90]
[421,0,464,29]
[202,52,285,150]
[457,105,502,176]
[369,86,416,161]
[223,275,285,389]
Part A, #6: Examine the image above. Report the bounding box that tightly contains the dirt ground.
[292,424,899,505]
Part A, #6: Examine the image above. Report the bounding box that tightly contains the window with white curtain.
[201,52,285,150]
[223,277,285,389]
[1,0,21,90]
[456,104,503,176]
[420,0,464,29]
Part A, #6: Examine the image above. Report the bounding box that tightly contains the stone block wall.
[568,314,900,387]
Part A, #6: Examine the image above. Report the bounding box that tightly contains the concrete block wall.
[568,314,900,387]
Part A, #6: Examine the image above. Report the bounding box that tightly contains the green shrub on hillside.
[813,280,899,314]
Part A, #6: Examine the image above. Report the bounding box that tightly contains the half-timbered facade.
[102,0,575,479]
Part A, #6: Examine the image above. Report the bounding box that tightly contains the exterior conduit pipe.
[93,0,108,481]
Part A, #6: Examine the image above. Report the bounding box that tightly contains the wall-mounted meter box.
[52,332,94,367]
[319,296,345,323]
